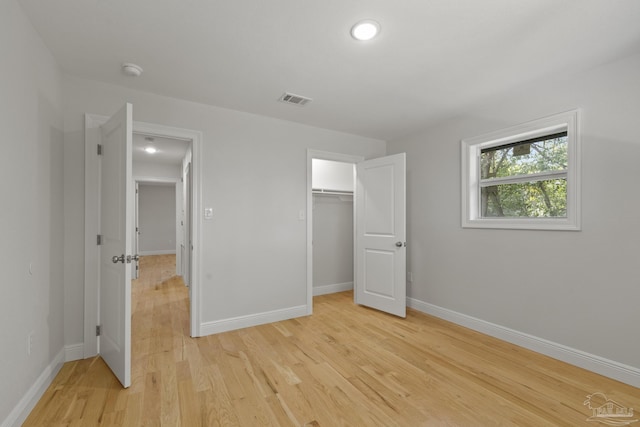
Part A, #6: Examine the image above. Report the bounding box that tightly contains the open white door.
[355,153,406,317]
[99,103,133,387]
[132,181,140,280]
[184,162,192,288]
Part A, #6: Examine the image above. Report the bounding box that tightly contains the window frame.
[461,110,581,231]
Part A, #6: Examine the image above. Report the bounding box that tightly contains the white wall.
[387,51,640,372]
[312,159,354,192]
[0,0,64,424]
[312,195,353,291]
[134,161,181,180]
[138,184,176,255]
[62,75,386,345]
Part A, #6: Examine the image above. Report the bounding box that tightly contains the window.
[462,110,580,230]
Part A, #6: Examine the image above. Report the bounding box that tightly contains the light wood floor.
[24,255,639,426]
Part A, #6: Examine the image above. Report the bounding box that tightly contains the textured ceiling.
[19,0,640,141]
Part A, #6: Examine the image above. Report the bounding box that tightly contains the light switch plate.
[204,208,213,220]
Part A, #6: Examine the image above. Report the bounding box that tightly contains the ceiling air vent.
[279,92,312,106]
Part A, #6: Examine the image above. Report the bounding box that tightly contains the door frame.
[84,115,203,357]
[133,181,139,280]
[306,150,364,314]
[133,177,181,255]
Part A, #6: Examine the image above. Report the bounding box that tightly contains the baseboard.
[1,348,64,427]
[407,297,640,389]
[139,250,176,256]
[64,343,84,362]
[313,281,353,296]
[200,305,308,336]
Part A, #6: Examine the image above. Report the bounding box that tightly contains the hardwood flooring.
[24,255,640,426]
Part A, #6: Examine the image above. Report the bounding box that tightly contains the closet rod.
[312,189,353,196]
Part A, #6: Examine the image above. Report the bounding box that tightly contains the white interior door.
[99,103,133,387]
[355,153,406,317]
[184,162,192,288]
[132,181,139,280]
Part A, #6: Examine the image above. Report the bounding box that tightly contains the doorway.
[311,159,355,294]
[306,150,363,313]
[307,149,408,318]
[132,133,189,280]
[84,115,203,360]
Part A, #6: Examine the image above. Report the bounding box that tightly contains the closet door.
[355,153,406,317]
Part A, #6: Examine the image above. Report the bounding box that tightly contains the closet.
[312,159,355,295]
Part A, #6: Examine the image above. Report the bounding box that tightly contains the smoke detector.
[278,92,312,106]
[122,63,143,77]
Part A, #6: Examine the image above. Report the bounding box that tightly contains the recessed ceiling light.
[144,146,157,154]
[351,20,380,41]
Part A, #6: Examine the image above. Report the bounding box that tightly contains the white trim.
[134,176,179,184]
[1,349,64,427]
[461,109,581,231]
[84,114,204,359]
[83,114,103,358]
[189,131,202,337]
[407,297,640,388]
[138,250,177,256]
[306,150,363,316]
[480,169,567,187]
[200,305,308,336]
[64,343,84,362]
[313,282,354,296]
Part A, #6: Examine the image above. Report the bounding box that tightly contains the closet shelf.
[312,189,354,196]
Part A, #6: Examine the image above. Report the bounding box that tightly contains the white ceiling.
[133,133,188,165]
[18,0,640,141]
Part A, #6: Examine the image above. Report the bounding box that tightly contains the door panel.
[363,164,395,234]
[355,153,406,317]
[99,103,133,388]
[363,249,396,297]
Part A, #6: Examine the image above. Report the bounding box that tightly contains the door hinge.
[97,234,102,245]
[96,325,101,336]
[97,144,102,155]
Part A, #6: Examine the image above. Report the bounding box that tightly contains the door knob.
[126,254,140,263]
[112,254,125,263]
[395,241,403,247]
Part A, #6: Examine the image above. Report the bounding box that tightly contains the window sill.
[462,217,580,231]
